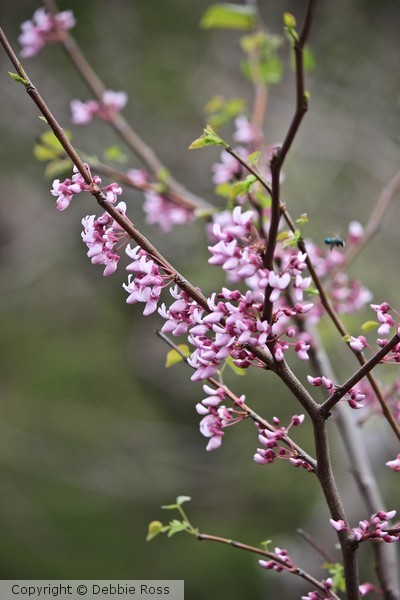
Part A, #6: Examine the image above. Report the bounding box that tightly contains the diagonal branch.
[320,333,400,417]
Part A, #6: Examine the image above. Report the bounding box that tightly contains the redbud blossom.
[386,454,400,471]
[19,8,75,58]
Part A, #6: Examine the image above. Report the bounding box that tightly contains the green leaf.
[201,4,257,31]
[276,231,291,242]
[34,145,59,162]
[225,355,246,376]
[176,496,191,506]
[103,145,128,164]
[361,320,378,332]
[204,96,247,129]
[161,504,178,510]
[259,539,272,551]
[165,345,190,368]
[189,125,226,149]
[303,46,316,72]
[296,213,309,226]
[305,285,320,297]
[282,230,300,248]
[214,183,233,199]
[8,71,28,85]
[229,174,257,200]
[44,158,73,180]
[146,521,165,542]
[167,520,189,537]
[322,563,345,593]
[342,334,352,343]
[246,151,261,166]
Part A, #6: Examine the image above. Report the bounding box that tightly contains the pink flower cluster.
[70,91,128,125]
[160,285,273,381]
[307,375,366,410]
[81,202,127,276]
[259,546,296,573]
[51,164,122,211]
[195,385,246,451]
[300,580,334,600]
[19,8,75,58]
[123,245,171,316]
[254,414,312,470]
[330,510,399,543]
[143,191,195,233]
[350,302,400,364]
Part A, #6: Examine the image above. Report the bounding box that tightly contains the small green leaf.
[305,285,320,297]
[277,231,290,242]
[103,145,128,163]
[260,539,272,551]
[246,151,261,166]
[282,230,300,248]
[34,145,59,161]
[229,174,257,200]
[214,183,233,198]
[44,158,73,180]
[161,503,178,510]
[225,355,246,376]
[165,345,190,368]
[283,12,297,29]
[303,46,316,72]
[146,521,165,542]
[8,71,28,85]
[296,213,309,226]
[342,334,352,343]
[361,321,378,332]
[176,496,191,506]
[167,520,189,537]
[38,116,48,123]
[201,4,257,31]
[322,563,345,593]
[189,125,226,149]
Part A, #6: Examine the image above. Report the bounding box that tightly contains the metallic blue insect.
[324,237,345,250]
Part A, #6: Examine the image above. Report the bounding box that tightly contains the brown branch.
[280,205,400,442]
[261,0,317,326]
[41,0,210,211]
[196,532,341,599]
[156,330,317,471]
[320,333,400,417]
[343,170,400,269]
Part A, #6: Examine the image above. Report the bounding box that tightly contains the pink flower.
[330,518,346,531]
[233,115,258,145]
[70,90,128,125]
[349,335,367,352]
[19,8,75,58]
[212,151,242,185]
[123,245,170,315]
[143,191,194,233]
[386,454,400,471]
[81,201,127,276]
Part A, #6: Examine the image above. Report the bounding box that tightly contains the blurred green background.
[0,0,399,597]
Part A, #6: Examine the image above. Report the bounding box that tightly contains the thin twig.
[262,0,317,326]
[196,532,341,599]
[343,170,400,268]
[320,333,400,417]
[41,0,210,211]
[156,330,317,471]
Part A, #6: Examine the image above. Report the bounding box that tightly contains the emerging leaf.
[103,145,128,163]
[146,520,165,542]
[176,495,192,505]
[225,355,246,376]
[167,520,189,537]
[361,320,378,332]
[165,345,190,368]
[8,71,28,85]
[201,4,257,31]
[189,125,226,149]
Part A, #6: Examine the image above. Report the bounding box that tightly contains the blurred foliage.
[0,0,399,598]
